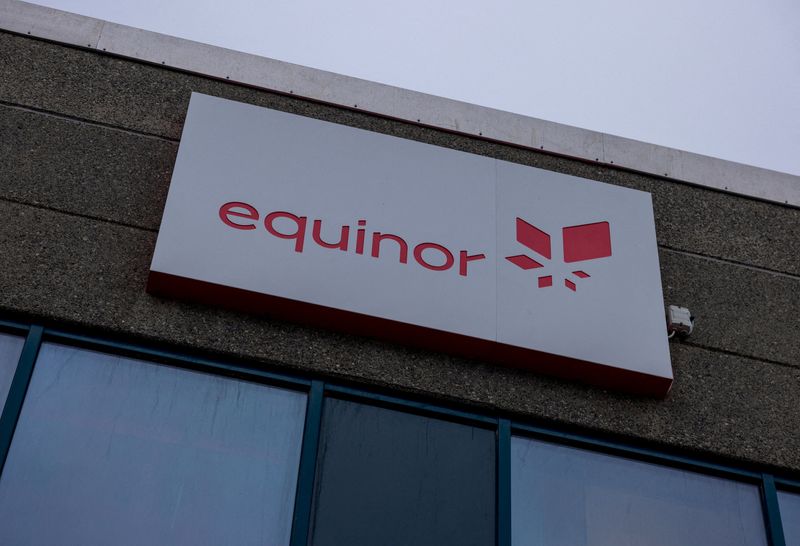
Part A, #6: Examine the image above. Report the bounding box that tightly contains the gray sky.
[33,0,800,175]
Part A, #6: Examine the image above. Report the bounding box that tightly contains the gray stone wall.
[1,31,798,472]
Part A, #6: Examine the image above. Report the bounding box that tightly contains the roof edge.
[2,0,798,208]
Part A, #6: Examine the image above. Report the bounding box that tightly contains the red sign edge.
[147,271,673,398]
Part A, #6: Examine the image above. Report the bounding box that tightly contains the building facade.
[1,1,799,544]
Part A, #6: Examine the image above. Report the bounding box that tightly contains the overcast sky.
[32,0,800,175]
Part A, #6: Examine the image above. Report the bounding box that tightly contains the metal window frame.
[776,478,800,492]
[0,316,793,546]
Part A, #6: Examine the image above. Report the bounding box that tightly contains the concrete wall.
[1,31,799,474]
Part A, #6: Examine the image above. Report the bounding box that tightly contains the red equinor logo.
[219,203,613,290]
[218,202,488,276]
[505,218,612,291]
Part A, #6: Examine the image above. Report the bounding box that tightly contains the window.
[779,490,800,546]
[511,436,767,546]
[0,322,792,546]
[308,398,495,546]
[0,343,307,545]
[0,332,24,407]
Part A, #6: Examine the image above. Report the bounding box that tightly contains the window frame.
[0,316,794,546]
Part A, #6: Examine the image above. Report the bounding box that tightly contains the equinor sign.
[149,93,672,396]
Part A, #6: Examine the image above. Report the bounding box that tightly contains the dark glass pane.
[779,490,800,546]
[0,332,24,408]
[511,436,767,546]
[309,398,495,546]
[0,343,306,545]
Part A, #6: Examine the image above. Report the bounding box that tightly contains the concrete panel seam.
[0,99,181,144]
[660,246,800,281]
[0,197,159,234]
[679,341,800,371]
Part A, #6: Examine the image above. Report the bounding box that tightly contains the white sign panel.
[149,93,672,396]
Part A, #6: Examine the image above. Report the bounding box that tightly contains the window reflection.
[0,332,24,409]
[309,398,495,546]
[512,436,767,546]
[0,343,307,546]
[779,490,800,546]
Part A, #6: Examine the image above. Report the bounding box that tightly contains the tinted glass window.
[512,436,767,546]
[779,490,800,546]
[0,343,307,545]
[309,398,495,546]
[0,332,24,409]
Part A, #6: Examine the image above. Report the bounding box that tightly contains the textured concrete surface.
[3,31,799,277]
[0,30,339,140]
[1,200,799,472]
[0,104,174,229]
[660,249,800,367]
